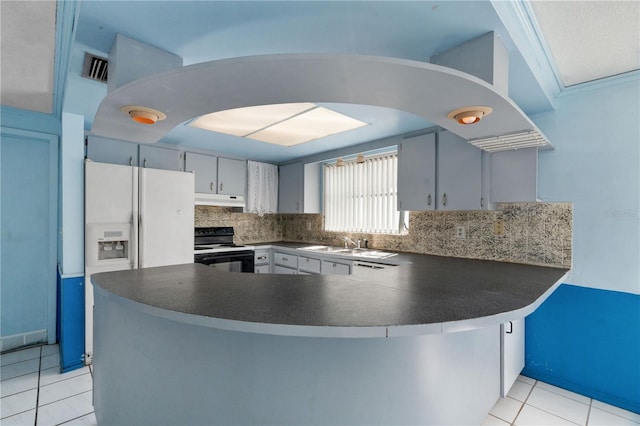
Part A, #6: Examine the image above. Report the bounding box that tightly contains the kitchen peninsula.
[92,249,569,425]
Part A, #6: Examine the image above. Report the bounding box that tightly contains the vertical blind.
[324,153,402,234]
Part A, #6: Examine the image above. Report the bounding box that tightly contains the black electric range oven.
[194,227,254,273]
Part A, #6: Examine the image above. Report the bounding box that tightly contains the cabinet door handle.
[442,193,447,207]
[296,201,300,212]
[427,194,432,206]
[129,156,133,166]
[332,263,337,268]
[282,257,288,261]
[210,182,214,192]
[219,183,223,192]
[143,159,147,168]
[505,321,513,334]
[480,197,484,208]
[257,256,267,260]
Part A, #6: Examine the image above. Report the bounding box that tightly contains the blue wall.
[524,284,640,414]
[529,75,640,413]
[57,269,85,372]
[535,76,640,294]
[1,123,59,344]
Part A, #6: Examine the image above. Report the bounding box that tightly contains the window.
[324,152,408,234]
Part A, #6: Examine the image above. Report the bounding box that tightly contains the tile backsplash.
[195,202,572,268]
[195,206,283,243]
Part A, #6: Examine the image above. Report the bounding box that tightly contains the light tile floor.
[483,375,640,426]
[1,345,96,425]
[2,344,639,425]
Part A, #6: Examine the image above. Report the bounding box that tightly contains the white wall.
[534,77,640,294]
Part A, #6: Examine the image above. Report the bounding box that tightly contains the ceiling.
[530,1,639,87]
[1,1,638,163]
[0,0,56,114]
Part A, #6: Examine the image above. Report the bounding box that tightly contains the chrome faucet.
[343,236,359,248]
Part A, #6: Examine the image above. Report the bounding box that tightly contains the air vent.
[468,130,551,152]
[82,53,108,83]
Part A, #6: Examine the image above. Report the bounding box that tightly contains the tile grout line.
[34,346,43,426]
[37,389,93,409]
[523,380,585,426]
[510,378,537,425]
[585,397,593,426]
[40,370,93,388]
[537,382,593,405]
[54,410,95,426]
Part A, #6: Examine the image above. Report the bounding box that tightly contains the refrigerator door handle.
[132,167,140,269]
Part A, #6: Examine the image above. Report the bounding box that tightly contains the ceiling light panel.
[189,103,316,136]
[248,106,369,146]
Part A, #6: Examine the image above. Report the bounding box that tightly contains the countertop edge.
[94,270,569,338]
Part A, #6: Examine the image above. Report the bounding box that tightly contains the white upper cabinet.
[185,152,217,194]
[437,131,482,210]
[87,136,182,171]
[397,131,482,211]
[397,133,436,211]
[217,157,246,196]
[185,153,247,199]
[139,145,183,171]
[86,136,139,167]
[278,162,303,213]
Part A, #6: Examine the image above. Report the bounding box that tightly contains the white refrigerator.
[84,160,194,364]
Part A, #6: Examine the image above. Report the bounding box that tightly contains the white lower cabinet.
[501,318,525,396]
[299,255,321,274]
[274,252,298,269]
[254,250,271,274]
[321,260,351,275]
[255,247,355,276]
[254,264,270,274]
[273,265,298,274]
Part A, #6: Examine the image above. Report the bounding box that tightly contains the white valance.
[246,160,278,216]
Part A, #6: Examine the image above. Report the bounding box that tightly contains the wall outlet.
[494,220,505,236]
[456,225,466,239]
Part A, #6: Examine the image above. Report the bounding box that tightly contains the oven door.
[194,250,255,273]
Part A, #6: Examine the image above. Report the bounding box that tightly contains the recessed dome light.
[120,105,167,125]
[447,106,493,125]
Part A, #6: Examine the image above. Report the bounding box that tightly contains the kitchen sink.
[299,245,335,252]
[299,245,397,259]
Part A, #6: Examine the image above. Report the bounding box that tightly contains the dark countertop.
[92,245,570,337]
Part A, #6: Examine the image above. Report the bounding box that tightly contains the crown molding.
[558,70,640,98]
[491,0,563,103]
[53,0,81,119]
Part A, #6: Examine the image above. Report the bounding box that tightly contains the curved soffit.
[91,54,541,146]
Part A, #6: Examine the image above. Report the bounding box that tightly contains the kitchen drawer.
[321,260,351,275]
[273,265,297,275]
[274,252,298,268]
[254,264,270,274]
[254,250,271,265]
[298,255,321,274]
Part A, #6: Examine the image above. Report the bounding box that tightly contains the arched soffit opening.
[91,53,537,145]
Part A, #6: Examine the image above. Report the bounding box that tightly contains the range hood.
[194,192,245,208]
